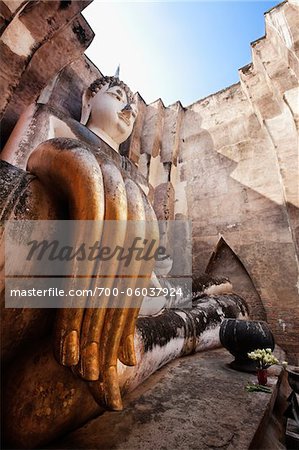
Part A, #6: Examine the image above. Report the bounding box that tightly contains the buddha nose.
[121,103,133,118]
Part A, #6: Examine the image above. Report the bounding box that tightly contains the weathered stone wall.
[0,0,94,147]
[134,0,299,361]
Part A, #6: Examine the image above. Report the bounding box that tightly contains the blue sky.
[83,1,280,106]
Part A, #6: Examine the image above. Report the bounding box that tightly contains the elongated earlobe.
[80,90,92,125]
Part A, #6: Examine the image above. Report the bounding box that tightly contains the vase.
[257,368,268,385]
[219,318,275,372]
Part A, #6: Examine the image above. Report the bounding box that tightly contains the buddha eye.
[116,89,123,101]
[107,90,122,101]
[111,92,121,100]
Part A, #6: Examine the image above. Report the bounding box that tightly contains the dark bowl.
[220,318,275,372]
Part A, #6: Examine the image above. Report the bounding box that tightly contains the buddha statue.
[1,70,248,448]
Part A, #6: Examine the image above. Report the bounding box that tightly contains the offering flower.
[247,348,287,386]
[247,348,279,369]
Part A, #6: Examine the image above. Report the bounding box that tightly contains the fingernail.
[80,342,100,381]
[61,330,79,366]
[119,335,136,366]
[88,380,105,407]
[105,366,123,411]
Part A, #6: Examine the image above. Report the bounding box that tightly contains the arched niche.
[206,237,266,321]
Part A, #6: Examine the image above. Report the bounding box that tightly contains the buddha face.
[86,82,138,149]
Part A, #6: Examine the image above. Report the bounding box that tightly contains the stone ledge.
[51,348,285,450]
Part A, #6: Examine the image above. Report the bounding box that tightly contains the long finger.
[118,192,159,366]
[77,158,127,380]
[98,178,145,410]
[27,140,105,366]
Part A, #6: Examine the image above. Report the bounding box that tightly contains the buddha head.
[81,71,138,152]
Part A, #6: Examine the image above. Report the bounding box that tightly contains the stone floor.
[49,348,287,450]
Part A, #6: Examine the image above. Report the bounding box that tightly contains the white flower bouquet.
[247,348,287,369]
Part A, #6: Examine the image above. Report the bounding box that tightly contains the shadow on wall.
[180,105,299,361]
[206,237,267,321]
